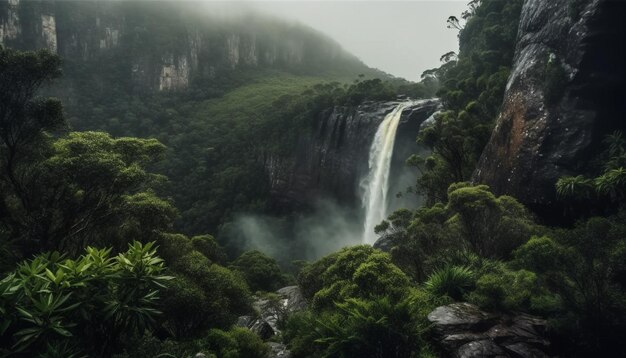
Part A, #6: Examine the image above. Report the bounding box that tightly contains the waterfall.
[361,101,414,244]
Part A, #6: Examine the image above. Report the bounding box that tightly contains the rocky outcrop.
[237,286,307,340]
[474,0,626,214]
[267,342,292,358]
[0,0,364,92]
[266,99,440,212]
[428,303,552,358]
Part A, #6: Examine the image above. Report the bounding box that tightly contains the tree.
[0,47,176,260]
[230,250,287,292]
[0,47,64,258]
[0,241,171,357]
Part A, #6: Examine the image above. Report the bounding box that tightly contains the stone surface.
[267,342,292,358]
[428,303,552,358]
[237,285,308,340]
[474,0,626,216]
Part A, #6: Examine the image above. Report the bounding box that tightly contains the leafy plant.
[425,265,475,300]
[0,241,171,357]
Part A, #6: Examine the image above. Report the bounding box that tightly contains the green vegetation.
[0,46,283,357]
[0,241,170,357]
[1,0,625,356]
[411,0,524,204]
[230,250,288,292]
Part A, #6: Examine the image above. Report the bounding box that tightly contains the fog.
[220,199,364,265]
[195,1,468,81]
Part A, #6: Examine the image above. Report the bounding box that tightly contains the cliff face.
[0,0,364,92]
[474,0,626,212]
[266,99,440,212]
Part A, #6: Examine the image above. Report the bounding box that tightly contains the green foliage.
[468,268,540,312]
[230,250,287,292]
[157,233,252,338]
[425,265,475,301]
[447,185,534,258]
[299,246,412,309]
[0,241,170,357]
[191,234,226,264]
[513,214,626,354]
[414,0,524,203]
[556,131,626,210]
[0,48,176,262]
[115,327,267,358]
[376,184,535,283]
[206,327,268,358]
[284,290,439,358]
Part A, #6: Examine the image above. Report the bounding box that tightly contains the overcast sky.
[243,1,469,81]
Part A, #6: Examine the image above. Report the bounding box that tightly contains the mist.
[192,0,468,81]
[220,198,364,265]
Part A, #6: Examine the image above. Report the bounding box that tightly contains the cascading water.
[361,101,414,244]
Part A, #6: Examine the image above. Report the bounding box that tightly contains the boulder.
[237,285,308,340]
[427,303,551,358]
[267,342,292,358]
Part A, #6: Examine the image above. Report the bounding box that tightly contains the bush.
[425,265,475,300]
[230,250,287,292]
[206,327,268,358]
[0,242,170,357]
[284,291,438,358]
[191,235,226,264]
[305,246,412,309]
[157,233,252,337]
[468,268,539,311]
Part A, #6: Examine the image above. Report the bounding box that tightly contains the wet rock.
[250,319,275,341]
[238,286,308,340]
[266,99,440,212]
[427,303,551,358]
[474,0,626,218]
[267,342,292,358]
[456,340,507,358]
[277,285,307,312]
[428,303,499,335]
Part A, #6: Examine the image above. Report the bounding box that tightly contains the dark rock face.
[266,99,440,212]
[428,303,552,358]
[474,0,626,215]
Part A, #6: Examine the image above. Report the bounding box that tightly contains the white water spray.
[361,101,414,244]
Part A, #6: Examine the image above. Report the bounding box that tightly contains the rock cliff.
[474,0,626,214]
[0,0,367,92]
[266,99,440,211]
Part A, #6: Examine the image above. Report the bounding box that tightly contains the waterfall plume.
[361,101,414,244]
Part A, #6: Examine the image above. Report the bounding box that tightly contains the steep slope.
[0,0,374,93]
[474,0,626,214]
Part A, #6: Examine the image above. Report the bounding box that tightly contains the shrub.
[191,234,227,264]
[206,327,268,358]
[157,233,252,337]
[285,292,437,358]
[230,250,286,292]
[468,269,538,311]
[0,242,170,357]
[307,246,412,309]
[425,265,475,300]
